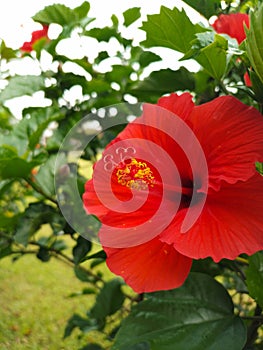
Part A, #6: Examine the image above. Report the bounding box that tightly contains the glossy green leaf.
[123,7,141,27]
[113,273,246,350]
[141,6,207,53]
[73,236,92,264]
[182,0,221,19]
[130,68,195,101]
[90,279,125,327]
[14,203,60,246]
[33,2,91,26]
[0,75,44,103]
[246,252,263,308]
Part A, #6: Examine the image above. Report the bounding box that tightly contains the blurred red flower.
[20,25,49,52]
[212,13,249,44]
[83,93,263,293]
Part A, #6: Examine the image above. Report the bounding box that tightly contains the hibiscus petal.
[157,92,194,120]
[212,13,249,44]
[161,174,263,262]
[188,96,263,189]
[104,237,192,293]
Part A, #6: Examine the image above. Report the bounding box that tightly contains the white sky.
[0,1,206,117]
[0,0,205,48]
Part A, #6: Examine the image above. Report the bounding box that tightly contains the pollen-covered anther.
[116,158,155,190]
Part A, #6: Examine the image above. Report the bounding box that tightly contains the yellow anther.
[116,158,155,190]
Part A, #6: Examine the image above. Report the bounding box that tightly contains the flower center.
[116,158,155,190]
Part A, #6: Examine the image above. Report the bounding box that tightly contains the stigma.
[116,158,155,190]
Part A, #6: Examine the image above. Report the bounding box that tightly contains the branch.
[23,177,58,205]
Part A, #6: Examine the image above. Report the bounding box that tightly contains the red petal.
[157,92,194,120]
[161,174,263,262]
[188,96,263,190]
[212,13,249,44]
[104,237,192,293]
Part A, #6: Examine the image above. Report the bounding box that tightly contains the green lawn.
[0,254,109,350]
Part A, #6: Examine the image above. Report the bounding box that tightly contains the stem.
[24,177,58,205]
[244,305,263,349]
[28,241,103,283]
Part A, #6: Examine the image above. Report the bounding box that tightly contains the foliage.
[0,0,263,349]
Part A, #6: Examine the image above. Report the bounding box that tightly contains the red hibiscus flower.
[212,13,249,44]
[20,25,49,52]
[83,93,263,293]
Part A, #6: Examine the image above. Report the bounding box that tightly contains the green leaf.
[130,46,162,68]
[33,2,91,26]
[73,236,92,264]
[74,266,93,282]
[87,27,120,42]
[64,314,97,338]
[0,40,17,60]
[90,279,125,327]
[112,273,246,350]
[249,70,263,103]
[14,203,59,246]
[182,0,221,19]
[37,246,51,262]
[141,6,207,53]
[246,4,263,83]
[0,106,62,156]
[35,153,66,197]
[130,68,195,101]
[0,236,12,259]
[79,344,104,350]
[0,145,39,179]
[84,250,107,261]
[0,75,45,103]
[105,65,133,86]
[123,7,141,27]
[190,33,227,80]
[246,252,263,308]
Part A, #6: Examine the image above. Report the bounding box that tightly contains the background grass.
[0,253,110,350]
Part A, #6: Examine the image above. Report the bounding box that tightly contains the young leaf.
[141,6,207,53]
[33,2,91,26]
[112,273,246,350]
[246,252,263,309]
[192,33,228,80]
[123,7,141,27]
